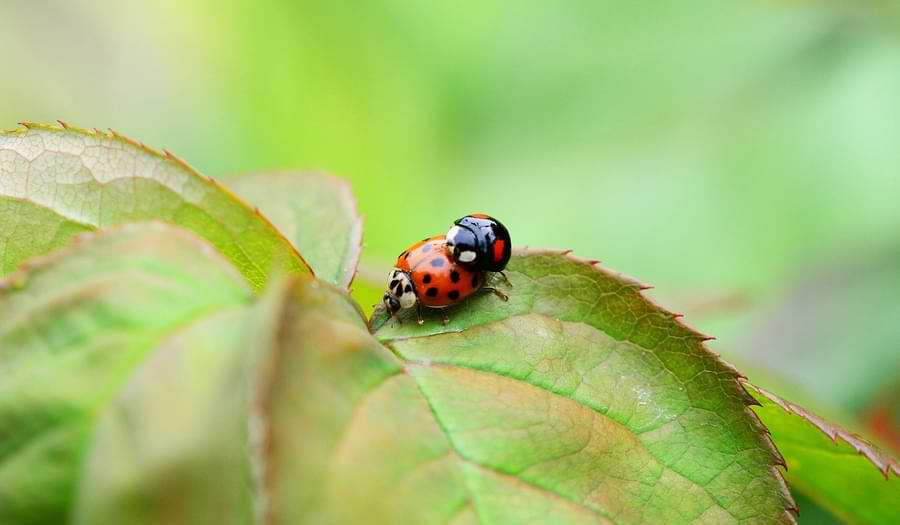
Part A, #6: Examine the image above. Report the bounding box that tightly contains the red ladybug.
[446,213,511,273]
[382,235,507,324]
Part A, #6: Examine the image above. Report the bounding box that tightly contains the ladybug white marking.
[457,250,476,263]
[386,269,416,309]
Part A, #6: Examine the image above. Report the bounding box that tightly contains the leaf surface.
[0,123,311,289]
[746,384,900,525]
[0,223,258,525]
[228,171,362,288]
[259,250,797,524]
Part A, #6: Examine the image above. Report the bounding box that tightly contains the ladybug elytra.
[382,235,506,325]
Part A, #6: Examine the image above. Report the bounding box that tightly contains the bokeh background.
[3,2,898,521]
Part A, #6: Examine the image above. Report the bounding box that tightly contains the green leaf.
[0,123,311,289]
[262,250,796,524]
[228,171,362,288]
[0,223,258,525]
[746,384,900,525]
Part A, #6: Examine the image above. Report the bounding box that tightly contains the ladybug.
[446,213,511,273]
[382,235,507,324]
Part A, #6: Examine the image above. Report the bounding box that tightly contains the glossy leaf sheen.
[261,251,796,524]
[746,384,900,525]
[228,171,362,288]
[0,123,311,289]
[0,223,256,525]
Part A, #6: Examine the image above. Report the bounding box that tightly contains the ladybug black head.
[382,292,401,316]
[446,214,511,272]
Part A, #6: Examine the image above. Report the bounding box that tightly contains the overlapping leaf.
[0,123,311,289]
[745,384,900,525]
[0,223,259,525]
[228,171,362,289]
[2,123,896,524]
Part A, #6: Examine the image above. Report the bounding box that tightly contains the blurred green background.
[2,1,898,518]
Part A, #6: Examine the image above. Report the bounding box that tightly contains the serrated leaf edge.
[744,382,900,480]
[2,121,315,280]
[523,248,799,521]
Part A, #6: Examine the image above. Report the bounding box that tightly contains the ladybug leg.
[378,302,399,327]
[441,311,450,325]
[498,271,513,287]
[416,304,424,325]
[387,312,400,327]
[482,287,509,302]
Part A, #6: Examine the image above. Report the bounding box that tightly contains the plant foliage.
[0,124,896,524]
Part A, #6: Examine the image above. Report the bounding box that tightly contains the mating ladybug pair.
[383,214,512,324]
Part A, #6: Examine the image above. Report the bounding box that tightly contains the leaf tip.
[638,284,655,291]
[56,119,70,129]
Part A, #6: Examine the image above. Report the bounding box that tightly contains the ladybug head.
[446,224,479,264]
[385,269,416,314]
[382,292,401,316]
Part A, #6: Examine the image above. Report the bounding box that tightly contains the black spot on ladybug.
[450,270,460,283]
[448,290,460,300]
[426,287,439,297]
[390,279,399,289]
[421,243,432,253]
[430,258,444,268]
[471,275,479,287]
[405,285,412,293]
[423,274,432,284]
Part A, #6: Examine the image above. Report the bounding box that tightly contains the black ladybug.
[446,213,511,272]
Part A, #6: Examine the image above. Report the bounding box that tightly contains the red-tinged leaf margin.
[745,382,900,479]
[249,276,375,525]
[371,247,800,522]
[3,121,314,285]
